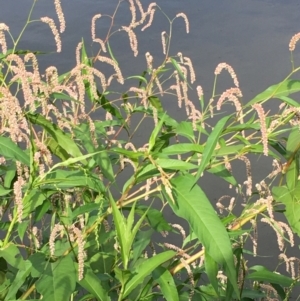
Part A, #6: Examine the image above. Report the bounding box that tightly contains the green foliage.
[1,1,300,301]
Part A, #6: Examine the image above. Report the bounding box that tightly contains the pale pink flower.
[216,87,243,112]
[289,32,300,51]
[172,224,186,240]
[184,56,196,83]
[124,142,137,152]
[97,55,124,84]
[91,14,101,40]
[49,224,64,256]
[252,103,268,156]
[0,23,9,54]
[175,13,189,33]
[261,218,284,251]
[93,38,107,53]
[14,175,24,223]
[54,0,65,33]
[128,0,137,26]
[122,26,138,56]
[196,85,203,99]
[214,62,239,87]
[122,158,137,171]
[72,226,86,281]
[145,52,153,69]
[141,8,156,31]
[41,17,61,52]
[161,31,167,55]
[129,87,148,108]
[75,42,82,65]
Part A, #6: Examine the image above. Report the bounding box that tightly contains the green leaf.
[50,92,78,102]
[137,206,172,232]
[175,122,195,141]
[0,137,30,166]
[247,79,300,107]
[272,184,300,236]
[28,253,47,278]
[78,265,110,301]
[37,170,105,192]
[166,174,239,296]
[169,58,191,88]
[152,266,179,301]
[114,267,132,286]
[269,140,287,157]
[81,38,90,66]
[278,95,300,107]
[286,127,300,155]
[123,250,176,298]
[72,203,100,219]
[26,113,86,164]
[286,159,298,191]
[35,255,76,301]
[156,158,198,171]
[22,189,55,218]
[194,115,231,185]
[149,113,166,152]
[34,199,51,222]
[132,230,153,264]
[127,75,148,85]
[207,164,237,186]
[204,250,219,296]
[148,96,163,112]
[74,122,96,154]
[94,92,125,123]
[49,150,102,169]
[3,163,16,189]
[162,143,204,155]
[0,186,12,197]
[95,149,114,182]
[214,144,244,157]
[247,265,295,287]
[5,260,32,301]
[110,197,128,268]
[0,244,25,270]
[45,137,70,161]
[17,220,29,241]
[223,123,260,134]
[110,200,149,270]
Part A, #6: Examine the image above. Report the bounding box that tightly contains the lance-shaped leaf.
[26,113,86,164]
[110,199,149,269]
[193,115,231,185]
[272,184,300,237]
[246,79,300,107]
[166,174,239,297]
[247,265,295,287]
[78,265,111,301]
[0,137,30,166]
[123,250,176,298]
[35,255,76,301]
[148,113,166,152]
[5,261,32,300]
[152,266,179,301]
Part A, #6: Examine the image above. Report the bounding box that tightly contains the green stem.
[3,208,18,247]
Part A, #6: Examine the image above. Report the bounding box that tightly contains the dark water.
[2,0,300,299]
